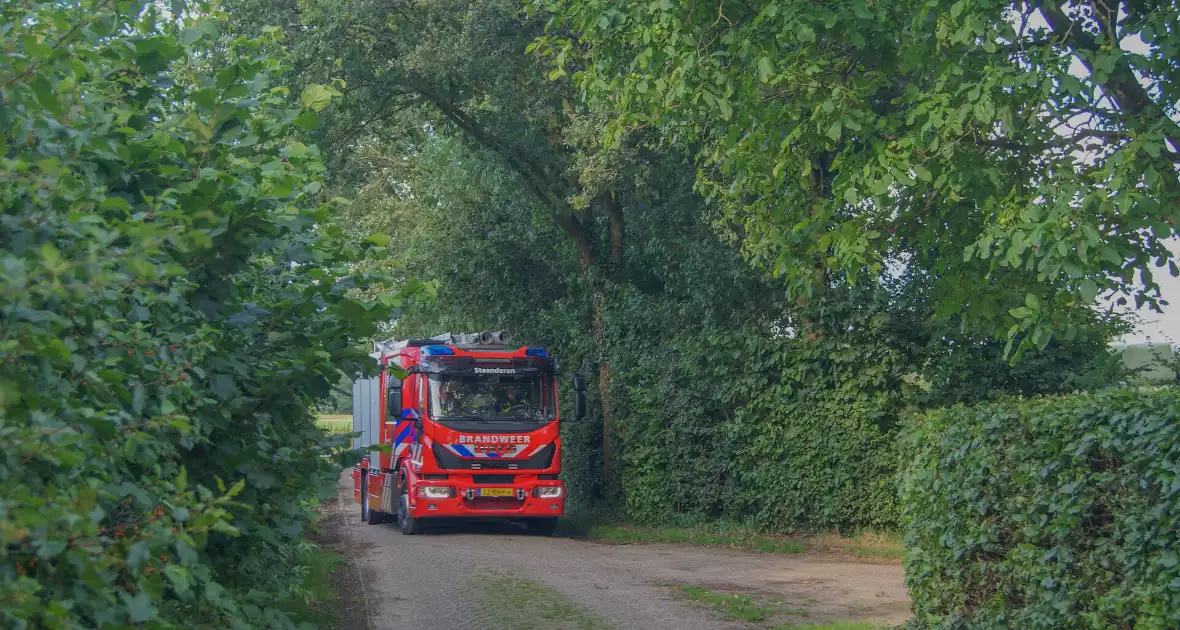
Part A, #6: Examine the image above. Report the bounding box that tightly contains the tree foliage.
[531,0,1180,357]
[221,0,1130,532]
[0,2,417,627]
[294,73,1125,529]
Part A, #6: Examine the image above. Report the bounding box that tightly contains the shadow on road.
[406,519,560,537]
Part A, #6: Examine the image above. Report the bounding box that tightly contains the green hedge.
[0,3,412,627]
[610,321,908,533]
[901,387,1180,629]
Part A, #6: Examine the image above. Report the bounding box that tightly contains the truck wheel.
[360,470,370,523]
[526,518,558,536]
[396,478,423,536]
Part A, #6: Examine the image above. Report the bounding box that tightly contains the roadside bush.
[608,281,913,532]
[0,2,415,627]
[901,388,1180,629]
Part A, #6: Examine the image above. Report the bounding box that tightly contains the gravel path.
[330,471,910,629]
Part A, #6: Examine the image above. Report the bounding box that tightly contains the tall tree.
[533,0,1180,357]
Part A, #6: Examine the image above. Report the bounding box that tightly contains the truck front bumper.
[408,481,566,519]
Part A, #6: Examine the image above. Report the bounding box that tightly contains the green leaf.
[300,84,339,112]
[192,88,219,110]
[717,98,732,121]
[827,121,842,142]
[757,56,774,83]
[365,233,391,247]
[39,242,63,271]
[164,565,190,595]
[30,77,63,115]
[282,141,310,158]
[1024,293,1039,310]
[180,28,203,46]
[120,592,158,623]
[1079,279,1098,303]
[293,111,320,131]
[216,66,237,90]
[1034,327,1050,350]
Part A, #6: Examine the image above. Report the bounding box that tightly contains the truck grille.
[432,442,555,470]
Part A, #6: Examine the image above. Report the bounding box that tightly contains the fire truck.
[351,331,586,535]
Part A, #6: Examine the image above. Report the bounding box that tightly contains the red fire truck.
[351,331,585,535]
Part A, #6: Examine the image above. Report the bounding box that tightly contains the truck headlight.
[417,486,454,499]
[533,486,563,498]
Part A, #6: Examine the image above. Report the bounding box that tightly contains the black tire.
[526,518,559,536]
[396,477,423,535]
[360,470,370,523]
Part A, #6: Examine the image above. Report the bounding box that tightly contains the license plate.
[477,487,514,498]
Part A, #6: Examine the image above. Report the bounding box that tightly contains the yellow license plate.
[477,487,514,497]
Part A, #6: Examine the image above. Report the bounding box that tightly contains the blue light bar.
[420,345,454,356]
[525,347,548,357]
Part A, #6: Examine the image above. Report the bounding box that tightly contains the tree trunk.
[592,289,613,485]
[560,212,617,488]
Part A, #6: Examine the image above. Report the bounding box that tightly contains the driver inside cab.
[497,384,521,413]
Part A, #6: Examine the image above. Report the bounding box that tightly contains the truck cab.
[351,331,585,535]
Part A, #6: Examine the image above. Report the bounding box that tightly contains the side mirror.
[571,373,586,421]
[386,381,402,418]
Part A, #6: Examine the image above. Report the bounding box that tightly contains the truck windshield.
[428,373,555,423]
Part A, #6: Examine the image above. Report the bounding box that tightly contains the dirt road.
[322,471,909,629]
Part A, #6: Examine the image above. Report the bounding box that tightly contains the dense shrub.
[0,2,414,627]
[612,322,907,532]
[901,388,1180,629]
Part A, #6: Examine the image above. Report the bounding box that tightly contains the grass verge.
[477,571,610,630]
[281,544,361,629]
[284,499,370,629]
[679,585,893,630]
[575,522,803,554]
[807,531,905,561]
[771,623,890,630]
[680,586,806,622]
[317,414,353,435]
[563,514,902,561]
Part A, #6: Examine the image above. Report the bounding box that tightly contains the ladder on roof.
[368,331,513,362]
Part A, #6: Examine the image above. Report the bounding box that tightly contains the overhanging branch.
[1036,1,1180,162]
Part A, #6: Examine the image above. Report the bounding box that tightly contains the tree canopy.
[219,0,1133,516]
[531,0,1180,356]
